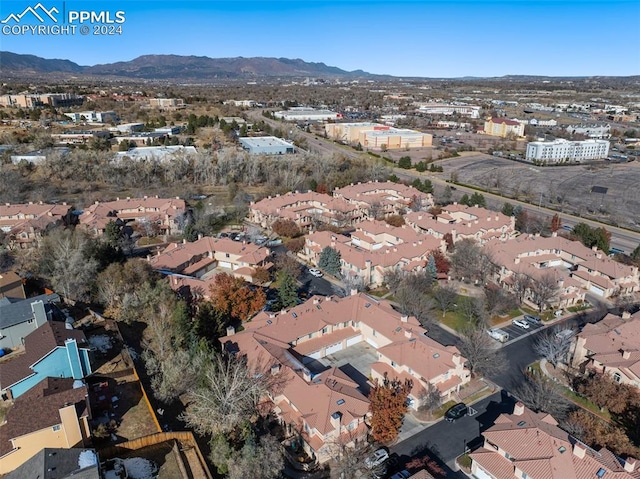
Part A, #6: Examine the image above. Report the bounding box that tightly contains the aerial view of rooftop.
[0,0,639,478]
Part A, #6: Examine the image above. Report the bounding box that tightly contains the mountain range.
[0,51,371,80]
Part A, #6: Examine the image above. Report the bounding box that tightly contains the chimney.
[198,233,203,240]
[325,296,331,302]
[552,231,558,238]
[350,288,358,296]
[270,363,281,375]
[418,215,423,220]
[623,350,631,359]
[172,276,178,285]
[302,368,312,382]
[401,315,408,323]
[513,402,525,416]
[330,411,342,431]
[591,245,598,252]
[404,329,412,339]
[182,238,187,244]
[313,298,320,305]
[624,458,637,473]
[622,311,631,319]
[226,325,235,336]
[573,443,587,459]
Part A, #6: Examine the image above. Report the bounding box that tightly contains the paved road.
[298,268,344,297]
[393,167,640,254]
[391,391,517,475]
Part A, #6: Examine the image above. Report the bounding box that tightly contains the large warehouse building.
[324,122,385,143]
[359,128,433,150]
[239,136,295,155]
[273,107,341,122]
[525,139,610,163]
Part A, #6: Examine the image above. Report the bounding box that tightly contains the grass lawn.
[433,400,457,419]
[440,309,473,332]
[568,303,591,313]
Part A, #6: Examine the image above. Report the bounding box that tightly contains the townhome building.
[572,310,640,389]
[0,202,74,249]
[470,402,639,479]
[300,230,443,287]
[79,196,186,236]
[0,293,61,350]
[333,181,434,216]
[405,204,515,245]
[486,234,639,307]
[220,292,469,464]
[149,236,272,282]
[248,191,362,230]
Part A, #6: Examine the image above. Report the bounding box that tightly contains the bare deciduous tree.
[534,328,574,368]
[417,382,442,416]
[226,434,284,479]
[432,284,458,317]
[514,373,571,419]
[458,326,506,377]
[180,353,283,436]
[529,272,560,312]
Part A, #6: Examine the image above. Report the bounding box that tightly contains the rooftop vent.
[365,303,371,308]
[433,353,440,359]
[292,312,298,318]
[266,319,272,325]
[337,399,345,405]
[558,446,566,454]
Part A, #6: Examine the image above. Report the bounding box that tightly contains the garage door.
[346,335,362,347]
[302,351,323,363]
[219,261,232,269]
[589,284,604,296]
[473,466,494,479]
[366,338,379,349]
[326,342,343,355]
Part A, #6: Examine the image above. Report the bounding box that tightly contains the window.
[372,330,377,337]
[225,253,230,258]
[613,373,621,383]
[52,425,61,432]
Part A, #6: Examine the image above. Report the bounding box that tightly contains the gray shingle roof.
[4,447,100,479]
[0,293,60,329]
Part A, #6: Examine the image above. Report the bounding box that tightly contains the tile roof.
[79,196,185,231]
[0,321,88,389]
[0,377,89,457]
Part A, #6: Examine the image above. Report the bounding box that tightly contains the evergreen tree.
[277,271,299,308]
[318,246,342,276]
[426,254,437,280]
[501,202,515,216]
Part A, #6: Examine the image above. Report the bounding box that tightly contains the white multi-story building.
[565,124,611,139]
[525,139,610,163]
[273,107,341,122]
[415,103,481,118]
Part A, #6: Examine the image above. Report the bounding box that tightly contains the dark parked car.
[444,402,467,422]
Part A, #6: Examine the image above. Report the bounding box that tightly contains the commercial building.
[239,136,295,155]
[565,124,611,139]
[154,126,181,136]
[63,111,119,123]
[416,103,481,118]
[324,122,385,144]
[572,310,640,389]
[116,132,164,147]
[115,145,197,162]
[51,130,111,145]
[525,139,610,163]
[273,107,341,122]
[358,128,433,150]
[470,402,639,479]
[0,94,83,109]
[149,98,185,108]
[483,118,525,138]
[110,123,144,133]
[10,147,71,165]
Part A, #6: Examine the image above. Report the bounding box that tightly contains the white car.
[309,268,323,278]
[512,318,530,329]
[365,448,389,469]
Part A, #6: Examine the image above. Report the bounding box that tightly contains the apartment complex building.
[572,310,640,389]
[220,292,469,463]
[333,181,434,214]
[149,236,272,282]
[405,204,516,245]
[525,139,610,163]
[483,118,525,138]
[470,402,639,479]
[149,98,185,108]
[79,196,186,236]
[0,202,73,249]
[0,93,83,108]
[486,233,639,307]
[565,123,612,139]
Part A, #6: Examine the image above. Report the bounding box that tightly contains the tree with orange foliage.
[368,373,412,443]
[429,249,450,275]
[210,273,266,322]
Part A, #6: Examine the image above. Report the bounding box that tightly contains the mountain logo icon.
[1,3,59,24]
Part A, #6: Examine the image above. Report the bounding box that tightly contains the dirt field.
[435,154,640,230]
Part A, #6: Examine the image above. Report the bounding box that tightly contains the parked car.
[445,402,468,422]
[389,471,411,479]
[365,448,389,469]
[512,318,530,329]
[309,268,323,278]
[524,314,541,325]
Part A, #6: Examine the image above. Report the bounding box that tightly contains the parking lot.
[498,317,545,343]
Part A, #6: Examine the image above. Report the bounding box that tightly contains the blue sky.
[1,0,639,77]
